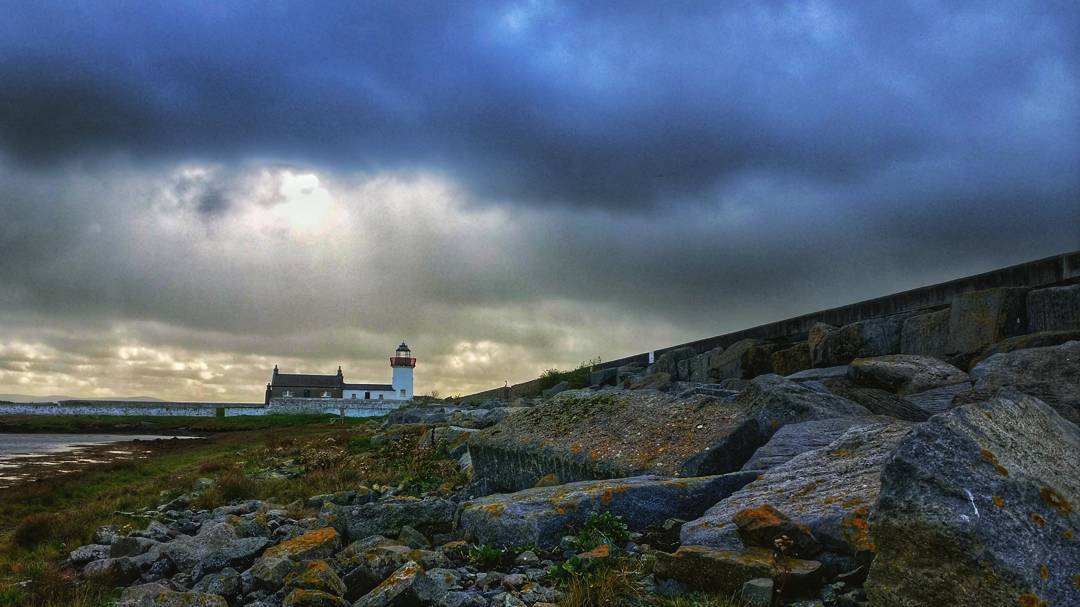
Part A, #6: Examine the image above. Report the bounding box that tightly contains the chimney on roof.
[337,365,343,377]
[273,364,279,376]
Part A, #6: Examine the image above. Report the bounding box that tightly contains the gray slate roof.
[272,373,342,388]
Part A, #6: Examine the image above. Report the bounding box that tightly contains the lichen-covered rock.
[970,329,1080,366]
[352,561,450,607]
[158,522,270,575]
[960,340,1080,424]
[809,315,910,368]
[83,556,141,585]
[248,554,301,592]
[740,417,872,471]
[191,567,240,599]
[865,390,1080,607]
[848,355,969,395]
[903,382,969,416]
[336,539,414,601]
[117,583,229,607]
[813,377,930,422]
[284,559,346,597]
[1026,283,1080,332]
[947,287,1028,358]
[733,504,820,558]
[900,308,950,359]
[653,545,822,596]
[110,535,159,558]
[771,342,812,376]
[469,380,868,493]
[263,527,341,561]
[708,339,783,380]
[682,419,912,555]
[282,589,350,607]
[457,473,756,549]
[329,498,456,542]
[69,543,110,565]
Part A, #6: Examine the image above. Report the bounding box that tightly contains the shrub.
[556,557,641,607]
[467,544,506,569]
[539,357,601,390]
[573,511,630,553]
[12,513,60,549]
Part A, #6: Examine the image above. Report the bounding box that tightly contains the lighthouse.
[390,341,416,400]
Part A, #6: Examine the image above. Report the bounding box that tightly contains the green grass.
[0,413,373,434]
[539,357,602,391]
[0,416,460,606]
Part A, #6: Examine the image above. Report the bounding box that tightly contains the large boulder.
[903,383,970,416]
[708,339,783,381]
[82,556,141,585]
[469,380,869,492]
[960,340,1080,425]
[809,315,910,368]
[653,546,823,597]
[971,329,1080,366]
[156,522,270,575]
[262,527,341,561]
[1026,283,1080,332]
[682,419,913,556]
[865,391,1079,607]
[813,377,930,422]
[848,354,969,395]
[457,473,757,549]
[352,561,451,607]
[325,497,457,542]
[947,287,1028,358]
[740,417,873,471]
[900,308,951,359]
[771,342,812,377]
[335,538,417,601]
[652,347,697,378]
[686,347,723,382]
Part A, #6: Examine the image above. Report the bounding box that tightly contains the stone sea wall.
[462,250,1080,400]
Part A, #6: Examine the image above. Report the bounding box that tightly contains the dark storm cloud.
[0,1,1078,399]
[2,1,1075,208]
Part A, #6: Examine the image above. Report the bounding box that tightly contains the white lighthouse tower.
[390,341,416,401]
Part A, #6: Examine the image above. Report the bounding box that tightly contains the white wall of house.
[342,389,399,401]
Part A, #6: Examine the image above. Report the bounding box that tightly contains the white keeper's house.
[264,342,416,404]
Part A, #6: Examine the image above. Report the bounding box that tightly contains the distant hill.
[0,394,162,403]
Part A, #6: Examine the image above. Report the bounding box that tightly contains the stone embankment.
[65,282,1079,607]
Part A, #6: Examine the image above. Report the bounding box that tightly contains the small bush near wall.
[539,357,601,390]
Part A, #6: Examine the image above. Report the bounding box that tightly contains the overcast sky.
[1,1,1077,401]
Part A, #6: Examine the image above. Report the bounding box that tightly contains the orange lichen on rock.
[1018,592,1048,607]
[264,527,339,560]
[1039,486,1073,514]
[1029,513,1046,528]
[733,505,784,528]
[1039,564,1049,580]
[842,505,875,552]
[992,495,1005,508]
[980,448,1010,477]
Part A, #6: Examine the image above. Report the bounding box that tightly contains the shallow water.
[0,433,198,488]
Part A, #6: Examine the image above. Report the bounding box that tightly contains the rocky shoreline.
[30,286,1080,606]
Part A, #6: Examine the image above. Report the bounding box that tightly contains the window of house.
[378,394,384,400]
[283,390,292,397]
[351,393,357,399]
[304,389,310,397]
[365,391,371,399]
[400,389,406,397]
